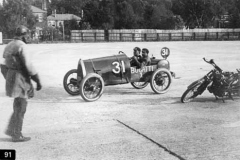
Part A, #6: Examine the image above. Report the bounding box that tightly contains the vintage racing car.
[63,47,175,102]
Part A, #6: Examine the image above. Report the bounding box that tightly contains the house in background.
[31,5,47,40]
[31,5,46,22]
[47,12,81,28]
[47,12,81,40]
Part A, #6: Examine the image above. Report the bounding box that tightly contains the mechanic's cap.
[134,47,141,52]
[142,48,149,54]
[15,25,29,36]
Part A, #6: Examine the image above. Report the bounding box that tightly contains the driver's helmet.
[15,25,29,36]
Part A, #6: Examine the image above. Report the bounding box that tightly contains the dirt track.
[0,41,240,160]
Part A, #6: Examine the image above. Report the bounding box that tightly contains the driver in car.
[130,47,142,68]
[140,48,151,67]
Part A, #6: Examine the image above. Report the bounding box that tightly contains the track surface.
[0,41,240,160]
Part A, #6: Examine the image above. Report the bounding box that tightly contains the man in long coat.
[1,25,42,142]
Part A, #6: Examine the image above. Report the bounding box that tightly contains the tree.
[82,0,114,29]
[172,0,216,28]
[0,0,36,38]
[142,0,176,29]
[114,0,137,29]
[81,1,99,29]
[59,19,81,39]
[228,1,240,28]
[49,0,89,16]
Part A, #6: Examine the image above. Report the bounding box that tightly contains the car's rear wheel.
[80,73,104,102]
[131,82,149,89]
[63,69,80,95]
[150,68,172,94]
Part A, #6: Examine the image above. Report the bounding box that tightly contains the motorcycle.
[181,58,240,103]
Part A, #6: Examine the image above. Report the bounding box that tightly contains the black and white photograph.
[0,0,240,159]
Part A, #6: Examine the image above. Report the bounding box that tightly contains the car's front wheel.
[80,73,104,102]
[150,68,172,94]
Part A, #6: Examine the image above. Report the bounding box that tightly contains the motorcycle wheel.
[80,73,104,102]
[181,83,202,103]
[131,82,149,89]
[63,69,80,95]
[150,68,172,94]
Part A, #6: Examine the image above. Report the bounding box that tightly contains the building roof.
[31,5,47,13]
[47,14,81,21]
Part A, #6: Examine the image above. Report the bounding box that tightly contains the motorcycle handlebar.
[203,57,223,73]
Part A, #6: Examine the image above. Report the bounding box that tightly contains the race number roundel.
[161,47,170,59]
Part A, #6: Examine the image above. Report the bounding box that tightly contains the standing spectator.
[2,25,42,142]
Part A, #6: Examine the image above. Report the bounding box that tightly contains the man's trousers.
[6,97,27,138]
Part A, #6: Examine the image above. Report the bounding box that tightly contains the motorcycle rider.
[2,25,42,142]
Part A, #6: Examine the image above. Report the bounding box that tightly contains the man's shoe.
[4,130,13,137]
[12,136,31,142]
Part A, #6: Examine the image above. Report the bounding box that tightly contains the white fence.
[71,28,240,42]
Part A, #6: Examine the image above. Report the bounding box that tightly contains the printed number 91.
[5,152,11,158]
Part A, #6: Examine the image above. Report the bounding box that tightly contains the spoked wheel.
[181,83,202,103]
[80,73,104,102]
[150,68,172,94]
[131,82,149,89]
[63,69,80,95]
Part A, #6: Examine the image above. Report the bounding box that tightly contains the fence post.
[169,33,171,41]
[144,33,147,41]
[94,32,97,42]
[205,32,207,40]
[81,32,83,42]
[216,32,218,40]
[120,33,122,41]
[104,30,109,42]
[182,32,184,41]
[193,32,195,40]
[157,33,160,41]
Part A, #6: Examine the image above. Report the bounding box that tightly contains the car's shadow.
[30,86,85,103]
[104,85,160,95]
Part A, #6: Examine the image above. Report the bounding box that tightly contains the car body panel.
[77,53,171,86]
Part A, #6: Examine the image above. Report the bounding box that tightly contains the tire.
[131,82,149,89]
[181,83,202,103]
[63,69,80,95]
[80,73,104,102]
[150,68,172,94]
